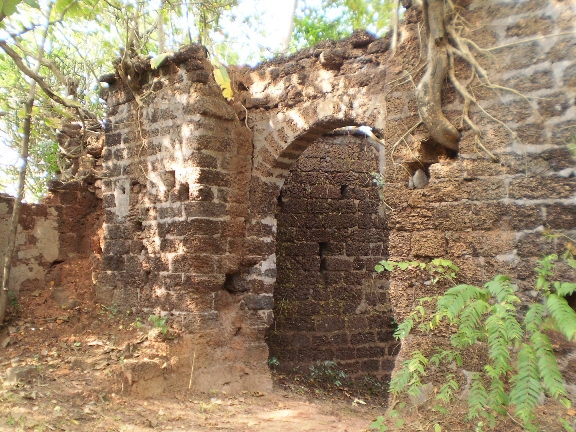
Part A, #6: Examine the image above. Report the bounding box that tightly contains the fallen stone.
[51,288,78,310]
[412,169,429,189]
[319,49,346,68]
[70,357,91,371]
[5,366,38,384]
[367,38,390,54]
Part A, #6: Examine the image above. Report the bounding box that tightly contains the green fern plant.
[376,253,576,431]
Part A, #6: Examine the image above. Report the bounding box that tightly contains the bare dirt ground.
[0,258,574,431]
[0,258,380,432]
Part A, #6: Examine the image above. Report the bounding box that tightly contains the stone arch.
[98,0,576,395]
[240,111,387,304]
[268,131,397,386]
[249,95,387,182]
[233,89,398,384]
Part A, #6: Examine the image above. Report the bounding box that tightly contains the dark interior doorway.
[266,132,398,391]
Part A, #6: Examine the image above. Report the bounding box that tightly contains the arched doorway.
[266,131,398,391]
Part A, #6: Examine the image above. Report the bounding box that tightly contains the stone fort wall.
[2,0,573,394]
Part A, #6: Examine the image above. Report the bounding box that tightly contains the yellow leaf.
[213,65,233,101]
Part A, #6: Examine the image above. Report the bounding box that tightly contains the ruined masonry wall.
[233,0,576,390]
[99,0,576,394]
[98,45,272,393]
[380,0,576,387]
[0,184,102,299]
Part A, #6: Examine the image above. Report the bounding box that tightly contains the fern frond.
[453,300,490,347]
[555,282,576,297]
[436,374,459,403]
[390,350,428,396]
[436,284,487,323]
[481,364,509,414]
[485,304,523,375]
[390,359,412,395]
[547,294,576,341]
[485,275,517,304]
[510,344,542,430]
[531,331,567,399]
[467,373,488,420]
[430,348,461,367]
[394,316,415,340]
[524,303,546,334]
[535,254,558,293]
[488,376,508,415]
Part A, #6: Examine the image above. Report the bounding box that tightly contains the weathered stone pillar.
[97,46,271,393]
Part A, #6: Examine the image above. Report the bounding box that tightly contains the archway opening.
[266,129,397,399]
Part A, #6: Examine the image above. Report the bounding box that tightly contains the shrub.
[374,253,576,431]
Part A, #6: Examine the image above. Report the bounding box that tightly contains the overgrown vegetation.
[373,253,576,431]
[291,0,393,52]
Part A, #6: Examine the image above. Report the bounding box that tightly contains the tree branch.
[0,41,96,119]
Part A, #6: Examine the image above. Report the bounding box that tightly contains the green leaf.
[53,0,92,18]
[22,0,39,7]
[2,0,21,16]
[384,261,396,271]
[510,344,542,429]
[557,282,576,297]
[433,404,447,414]
[370,416,386,430]
[374,264,384,273]
[531,331,567,400]
[560,418,574,432]
[395,418,405,428]
[565,257,576,269]
[547,294,576,341]
[150,53,170,69]
[44,117,62,128]
[398,262,409,270]
[434,424,442,432]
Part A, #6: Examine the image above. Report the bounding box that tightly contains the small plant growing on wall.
[309,360,347,387]
[148,314,168,334]
[373,252,576,431]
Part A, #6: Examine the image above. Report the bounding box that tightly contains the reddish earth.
[0,257,574,431]
[0,258,380,431]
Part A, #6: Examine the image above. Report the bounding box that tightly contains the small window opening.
[340,184,348,197]
[319,242,329,271]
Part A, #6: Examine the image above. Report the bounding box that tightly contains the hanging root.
[415,0,460,151]
[390,0,540,162]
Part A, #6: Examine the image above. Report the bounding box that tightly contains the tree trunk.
[281,0,298,54]
[0,6,51,325]
[157,0,166,54]
[0,89,36,324]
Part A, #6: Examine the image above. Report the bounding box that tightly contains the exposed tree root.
[389,0,542,165]
[415,0,460,151]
